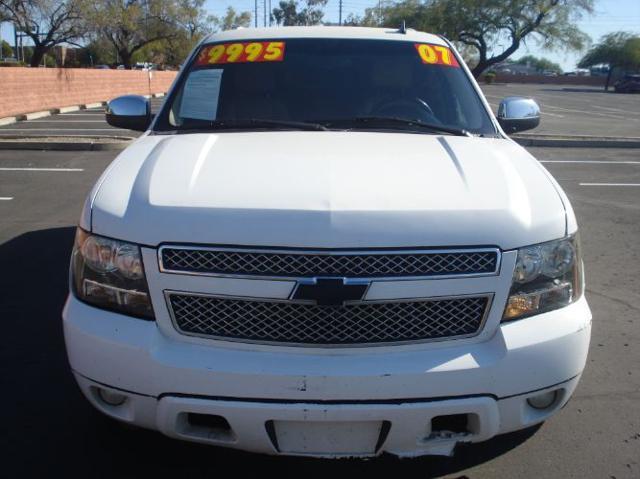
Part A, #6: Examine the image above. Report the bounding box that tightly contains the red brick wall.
[0,68,178,118]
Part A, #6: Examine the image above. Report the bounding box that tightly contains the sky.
[2,0,640,71]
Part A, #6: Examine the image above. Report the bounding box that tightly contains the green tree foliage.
[515,54,563,74]
[85,0,201,69]
[351,0,593,77]
[0,0,87,67]
[214,6,252,31]
[1,39,13,58]
[143,5,251,68]
[272,0,328,26]
[578,32,640,89]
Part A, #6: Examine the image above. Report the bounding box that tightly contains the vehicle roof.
[203,26,447,46]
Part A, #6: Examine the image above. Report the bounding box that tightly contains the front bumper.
[63,294,591,457]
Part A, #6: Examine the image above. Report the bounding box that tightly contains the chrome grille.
[167,293,490,346]
[160,247,499,278]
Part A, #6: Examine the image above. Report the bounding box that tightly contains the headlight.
[71,229,154,319]
[503,236,583,321]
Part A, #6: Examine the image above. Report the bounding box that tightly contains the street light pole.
[339,0,343,25]
[255,0,258,27]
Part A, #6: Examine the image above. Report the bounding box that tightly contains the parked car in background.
[614,74,640,93]
[64,26,591,459]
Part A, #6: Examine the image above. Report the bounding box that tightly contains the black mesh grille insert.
[168,294,489,345]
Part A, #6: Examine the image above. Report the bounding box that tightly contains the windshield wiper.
[322,117,471,137]
[178,118,328,132]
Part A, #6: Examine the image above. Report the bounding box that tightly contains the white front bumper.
[63,293,591,457]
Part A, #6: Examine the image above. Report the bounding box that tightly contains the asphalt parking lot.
[0,97,165,139]
[481,83,640,137]
[0,84,638,139]
[0,143,638,478]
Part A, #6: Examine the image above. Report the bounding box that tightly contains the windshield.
[155,38,496,136]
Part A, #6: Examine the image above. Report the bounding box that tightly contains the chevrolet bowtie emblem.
[291,278,369,306]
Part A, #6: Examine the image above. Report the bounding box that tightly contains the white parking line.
[0,128,127,131]
[593,105,640,115]
[29,120,107,123]
[0,197,13,200]
[0,168,84,172]
[542,160,640,165]
[544,104,633,121]
[580,183,640,186]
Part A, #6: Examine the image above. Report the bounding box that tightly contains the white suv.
[63,27,591,458]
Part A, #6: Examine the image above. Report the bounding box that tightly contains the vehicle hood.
[90,132,566,250]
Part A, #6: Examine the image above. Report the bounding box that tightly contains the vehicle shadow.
[0,227,541,478]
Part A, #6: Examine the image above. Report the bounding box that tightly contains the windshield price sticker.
[196,41,286,65]
[415,44,460,67]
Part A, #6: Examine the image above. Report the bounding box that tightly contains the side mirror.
[105,95,152,132]
[497,97,540,134]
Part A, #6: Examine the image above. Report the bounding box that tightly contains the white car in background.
[63,26,591,458]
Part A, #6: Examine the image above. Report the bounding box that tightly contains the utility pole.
[268,0,272,26]
[263,0,267,27]
[255,0,258,27]
[14,23,19,61]
[339,0,343,25]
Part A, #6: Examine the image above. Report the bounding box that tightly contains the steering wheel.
[371,97,440,124]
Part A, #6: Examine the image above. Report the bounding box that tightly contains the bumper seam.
[75,369,578,404]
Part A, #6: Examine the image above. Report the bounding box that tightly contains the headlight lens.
[71,229,154,319]
[503,236,583,321]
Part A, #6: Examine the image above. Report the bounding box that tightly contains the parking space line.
[579,183,640,186]
[0,197,13,200]
[0,168,84,172]
[542,160,640,165]
[29,120,107,123]
[0,128,128,132]
[592,105,640,115]
[544,104,633,121]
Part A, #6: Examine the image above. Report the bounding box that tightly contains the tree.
[272,0,327,26]
[139,5,251,68]
[0,0,87,67]
[363,0,593,77]
[1,39,13,58]
[213,6,251,31]
[579,32,640,90]
[515,54,563,74]
[85,0,201,69]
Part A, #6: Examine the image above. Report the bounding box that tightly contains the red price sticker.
[414,44,459,68]
[196,41,286,66]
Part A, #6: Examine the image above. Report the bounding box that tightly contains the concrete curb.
[513,135,640,148]
[0,116,17,126]
[82,102,105,110]
[54,106,81,114]
[17,110,51,121]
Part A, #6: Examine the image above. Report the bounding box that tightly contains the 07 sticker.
[196,41,286,65]
[415,44,459,67]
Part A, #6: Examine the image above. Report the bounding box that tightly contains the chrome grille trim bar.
[158,245,501,281]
